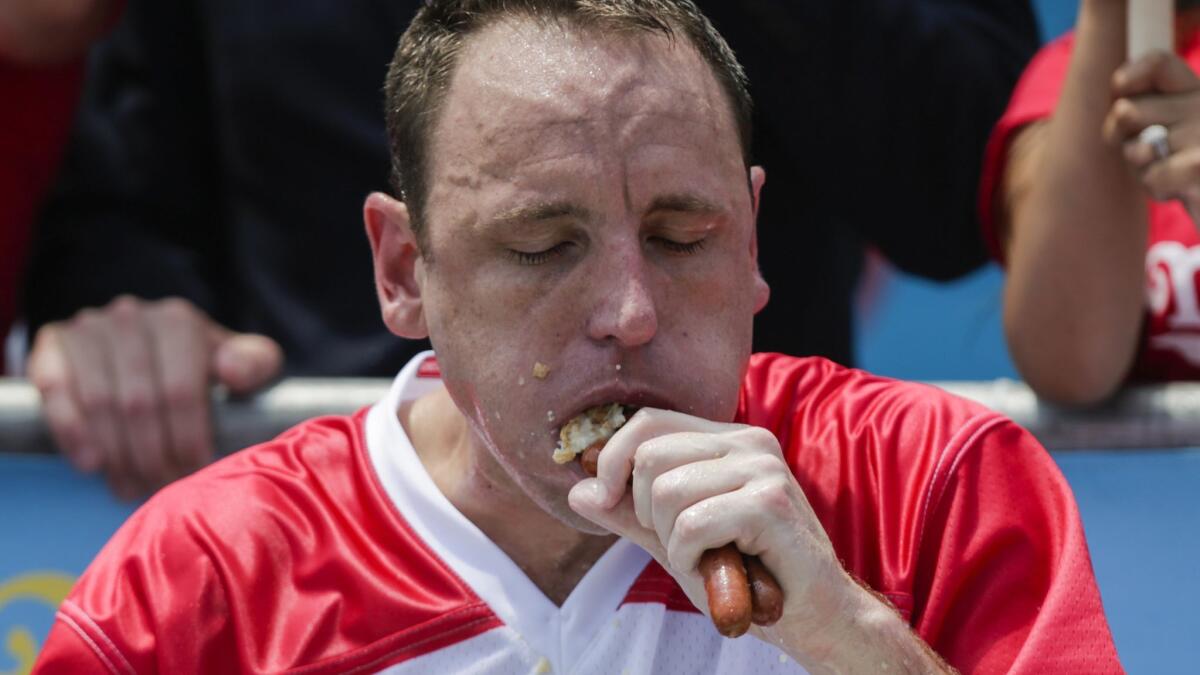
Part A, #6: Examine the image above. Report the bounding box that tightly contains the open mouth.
[552,403,639,466]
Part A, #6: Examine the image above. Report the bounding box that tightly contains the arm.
[845,0,1040,279]
[0,0,118,65]
[998,1,1147,404]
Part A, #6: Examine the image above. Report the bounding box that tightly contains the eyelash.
[509,242,573,266]
[656,238,708,255]
[507,237,708,266]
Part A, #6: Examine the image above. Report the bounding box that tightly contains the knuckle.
[162,380,201,409]
[739,426,779,450]
[650,476,681,505]
[107,295,143,321]
[673,508,704,542]
[755,478,794,517]
[77,388,114,414]
[746,452,782,476]
[152,297,201,324]
[1113,99,1140,129]
[118,388,156,417]
[29,367,67,396]
[70,308,103,332]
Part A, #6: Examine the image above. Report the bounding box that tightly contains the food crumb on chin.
[615,364,622,371]
[547,410,556,423]
[518,375,526,386]
[533,362,551,379]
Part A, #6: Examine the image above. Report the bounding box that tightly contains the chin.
[524,482,614,535]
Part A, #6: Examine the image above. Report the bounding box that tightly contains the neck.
[399,387,616,605]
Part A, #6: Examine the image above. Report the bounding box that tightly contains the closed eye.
[508,241,575,265]
[652,237,708,255]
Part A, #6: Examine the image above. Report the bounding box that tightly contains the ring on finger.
[1140,124,1172,161]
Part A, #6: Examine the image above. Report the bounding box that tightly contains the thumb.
[211,333,284,395]
[569,480,668,562]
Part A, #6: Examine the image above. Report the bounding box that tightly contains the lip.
[553,381,680,431]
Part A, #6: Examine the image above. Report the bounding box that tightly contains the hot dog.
[556,405,784,637]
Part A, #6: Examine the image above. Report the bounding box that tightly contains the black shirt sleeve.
[25,0,229,329]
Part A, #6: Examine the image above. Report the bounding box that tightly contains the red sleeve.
[30,481,238,674]
[978,34,1075,263]
[32,614,122,675]
[913,420,1122,674]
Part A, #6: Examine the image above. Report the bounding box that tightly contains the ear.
[748,166,770,314]
[364,192,429,339]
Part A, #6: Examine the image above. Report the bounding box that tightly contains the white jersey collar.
[365,351,652,673]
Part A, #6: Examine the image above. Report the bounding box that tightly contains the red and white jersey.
[979,31,1200,381]
[34,353,1121,674]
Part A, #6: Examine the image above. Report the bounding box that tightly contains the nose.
[585,245,659,348]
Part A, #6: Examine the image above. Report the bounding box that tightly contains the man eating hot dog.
[34,1,1122,673]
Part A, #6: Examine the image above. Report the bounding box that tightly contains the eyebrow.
[485,201,592,231]
[645,193,724,216]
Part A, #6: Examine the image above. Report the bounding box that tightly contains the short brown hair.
[383,0,753,247]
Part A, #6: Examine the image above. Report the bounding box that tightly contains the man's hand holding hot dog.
[568,408,954,674]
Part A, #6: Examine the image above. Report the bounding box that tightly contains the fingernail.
[569,479,607,511]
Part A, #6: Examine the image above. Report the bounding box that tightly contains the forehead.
[424,17,742,218]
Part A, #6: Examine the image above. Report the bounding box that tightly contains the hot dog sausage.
[699,545,753,637]
[745,554,784,626]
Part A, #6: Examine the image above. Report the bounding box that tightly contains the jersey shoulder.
[54,411,490,674]
[738,353,1005,452]
[737,353,1027,602]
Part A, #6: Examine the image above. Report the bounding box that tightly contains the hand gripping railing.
[3,377,1200,454]
[0,378,390,456]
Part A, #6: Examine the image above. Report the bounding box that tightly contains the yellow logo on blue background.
[0,573,75,675]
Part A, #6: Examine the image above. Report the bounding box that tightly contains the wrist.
[783,574,953,675]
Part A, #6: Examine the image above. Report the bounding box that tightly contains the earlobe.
[363,192,429,339]
[748,167,770,314]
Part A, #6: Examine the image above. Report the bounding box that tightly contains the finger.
[648,456,762,548]
[568,481,668,563]
[594,408,733,508]
[629,431,731,530]
[1142,144,1200,202]
[211,332,284,395]
[147,299,215,472]
[58,311,130,493]
[28,325,99,471]
[1124,131,1165,172]
[666,487,772,575]
[1114,50,1200,97]
[1103,93,1200,146]
[103,297,172,489]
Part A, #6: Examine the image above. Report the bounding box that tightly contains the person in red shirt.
[35,1,1121,672]
[982,0,1200,403]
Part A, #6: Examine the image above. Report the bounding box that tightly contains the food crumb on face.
[533,361,551,379]
[518,375,526,386]
[547,410,556,423]
[615,364,622,371]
